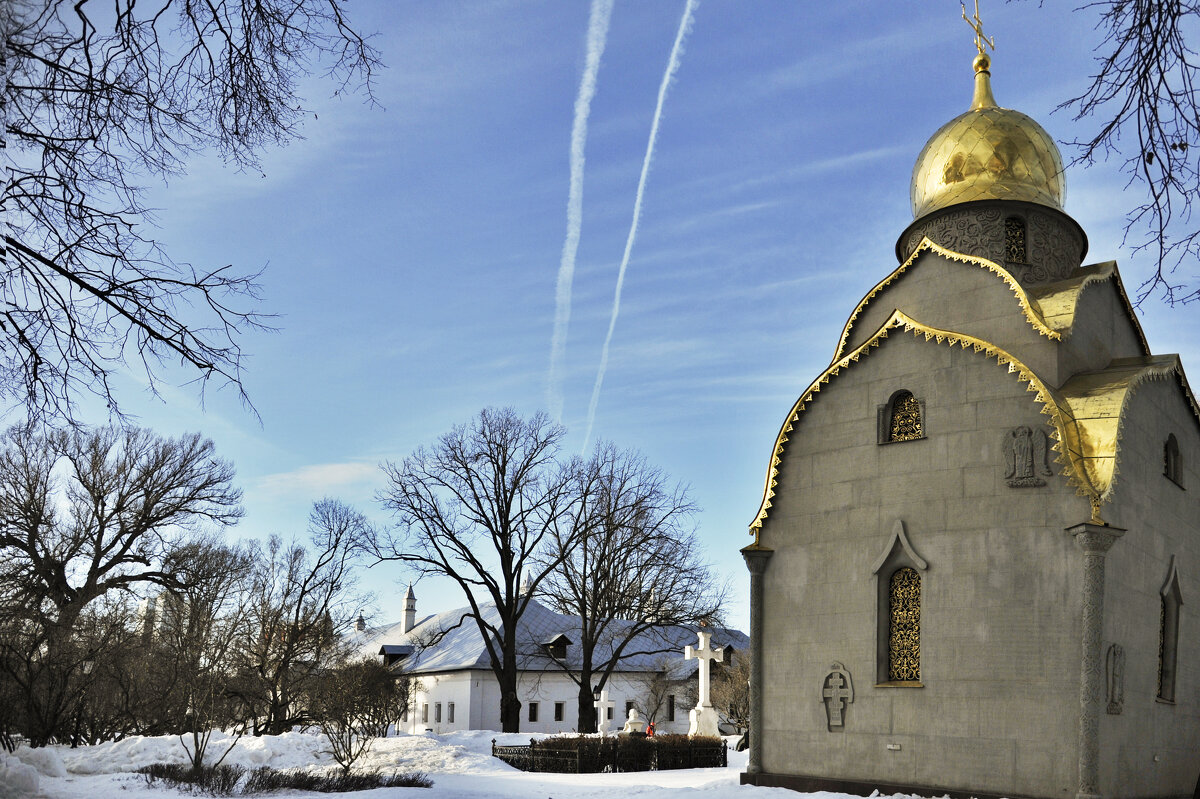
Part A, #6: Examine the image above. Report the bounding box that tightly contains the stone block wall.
[757,332,1085,797]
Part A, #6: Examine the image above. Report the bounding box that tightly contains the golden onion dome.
[910,53,1065,219]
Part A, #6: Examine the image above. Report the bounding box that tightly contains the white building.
[355,587,746,735]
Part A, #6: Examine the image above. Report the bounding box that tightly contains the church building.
[740,18,1200,799]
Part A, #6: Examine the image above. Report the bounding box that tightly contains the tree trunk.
[498,636,522,733]
[499,686,521,733]
[576,681,597,734]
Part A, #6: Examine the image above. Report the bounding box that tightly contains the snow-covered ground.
[0,729,909,799]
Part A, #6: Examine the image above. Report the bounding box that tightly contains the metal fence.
[491,736,727,774]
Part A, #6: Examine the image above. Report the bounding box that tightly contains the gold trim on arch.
[1030,260,1152,356]
[1056,355,1192,503]
[750,310,1098,543]
[831,237,1060,364]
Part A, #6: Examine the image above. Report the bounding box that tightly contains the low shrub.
[138,762,246,795]
[492,734,726,773]
[137,763,432,794]
[242,768,432,792]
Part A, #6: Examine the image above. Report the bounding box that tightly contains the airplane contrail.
[581,0,699,451]
[547,0,615,422]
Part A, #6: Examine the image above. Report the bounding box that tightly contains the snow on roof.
[351,596,747,677]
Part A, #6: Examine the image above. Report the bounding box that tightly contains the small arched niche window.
[872,520,927,686]
[1158,557,1183,703]
[1164,434,1183,487]
[1005,216,1027,264]
[878,390,925,444]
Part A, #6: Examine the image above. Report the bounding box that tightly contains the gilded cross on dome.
[961,0,995,56]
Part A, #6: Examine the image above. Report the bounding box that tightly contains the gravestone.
[594,688,615,737]
[685,629,722,737]
[620,707,646,736]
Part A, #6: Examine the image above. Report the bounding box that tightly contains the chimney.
[356,614,366,632]
[402,584,417,634]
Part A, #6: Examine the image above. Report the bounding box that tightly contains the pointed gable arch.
[871,519,929,574]
[749,310,1098,542]
[832,237,1061,363]
[1056,355,1200,503]
[1031,261,1150,354]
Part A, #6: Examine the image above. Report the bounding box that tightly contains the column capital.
[742,545,774,575]
[1066,522,1125,554]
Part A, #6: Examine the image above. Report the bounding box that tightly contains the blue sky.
[89,1,1200,631]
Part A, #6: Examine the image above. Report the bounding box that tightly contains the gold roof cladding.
[910,55,1065,219]
[1029,261,1151,354]
[1057,355,1197,502]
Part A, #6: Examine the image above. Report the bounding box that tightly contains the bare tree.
[308,658,402,773]
[0,424,242,745]
[1057,1,1200,303]
[370,408,583,733]
[227,499,369,735]
[710,649,750,734]
[536,442,725,734]
[1,0,380,422]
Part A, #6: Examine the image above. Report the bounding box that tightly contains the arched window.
[872,520,926,685]
[889,567,922,682]
[1005,216,1027,264]
[878,390,924,444]
[1164,434,1183,487]
[1159,558,1183,703]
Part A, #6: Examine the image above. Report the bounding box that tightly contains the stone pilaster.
[742,545,773,776]
[1067,521,1125,799]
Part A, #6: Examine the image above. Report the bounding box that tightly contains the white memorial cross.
[594,688,615,736]
[685,630,720,708]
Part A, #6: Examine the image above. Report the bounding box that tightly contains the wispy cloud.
[764,24,950,94]
[548,0,616,422]
[582,0,700,451]
[255,462,383,500]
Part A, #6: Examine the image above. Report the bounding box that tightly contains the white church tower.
[401,584,417,635]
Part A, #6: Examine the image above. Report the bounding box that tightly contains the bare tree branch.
[1057,0,1200,304]
[535,441,726,733]
[1,0,380,421]
[368,407,583,733]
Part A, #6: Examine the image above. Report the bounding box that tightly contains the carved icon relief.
[1004,426,1053,487]
[1106,643,1124,715]
[820,662,854,732]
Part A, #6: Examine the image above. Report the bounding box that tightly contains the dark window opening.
[1005,216,1027,263]
[1165,434,1184,487]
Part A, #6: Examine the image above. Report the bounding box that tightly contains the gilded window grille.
[889,392,923,442]
[888,567,921,682]
[1005,217,1027,263]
